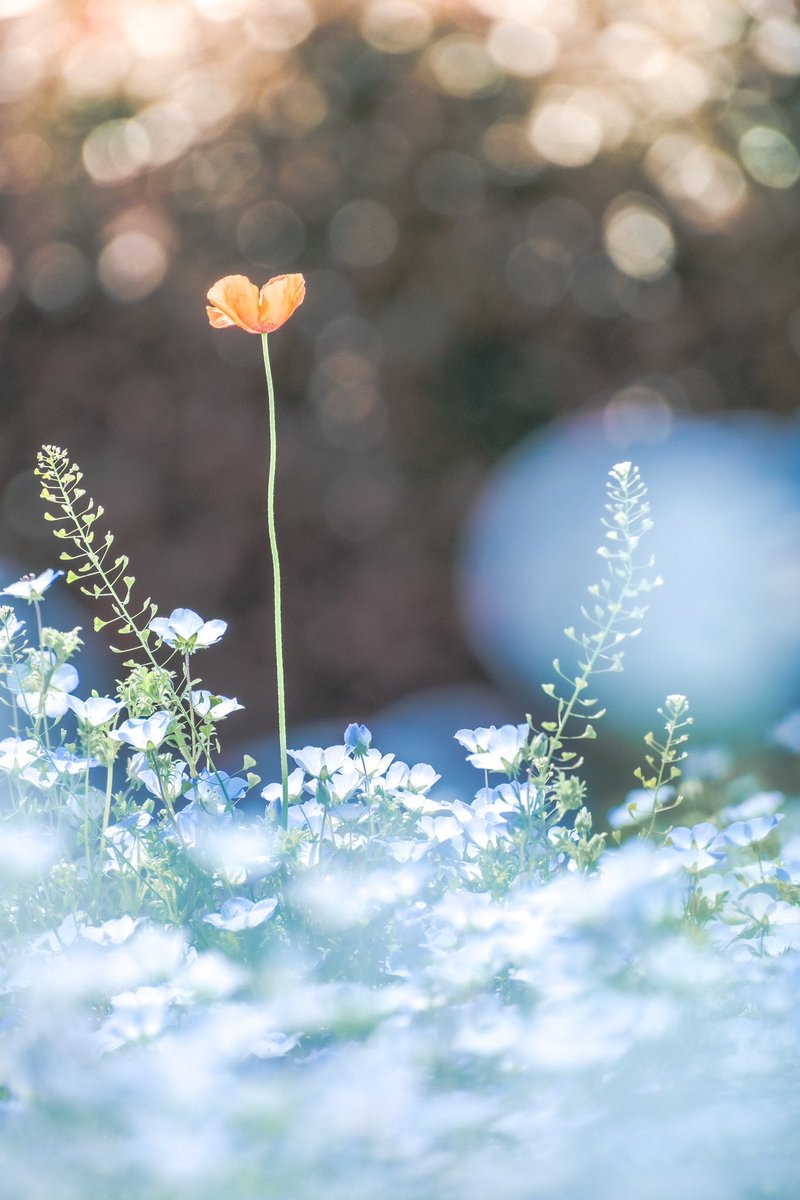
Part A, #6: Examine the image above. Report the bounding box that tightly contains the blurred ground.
[1,0,800,746]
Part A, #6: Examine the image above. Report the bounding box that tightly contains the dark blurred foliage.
[1,0,800,741]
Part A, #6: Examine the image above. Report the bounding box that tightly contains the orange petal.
[257,274,306,333]
[206,275,262,333]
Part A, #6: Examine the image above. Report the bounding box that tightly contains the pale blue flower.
[202,896,278,932]
[723,814,783,848]
[344,723,372,754]
[190,690,244,720]
[110,711,173,751]
[458,724,530,773]
[1,568,63,602]
[68,695,124,726]
[104,812,152,872]
[0,610,25,646]
[289,744,349,778]
[384,761,441,793]
[80,915,141,946]
[129,753,189,802]
[148,608,227,652]
[21,747,97,790]
[666,823,722,872]
[262,767,305,809]
[8,655,79,719]
[354,747,396,780]
[184,769,247,813]
[0,736,39,771]
[306,762,361,805]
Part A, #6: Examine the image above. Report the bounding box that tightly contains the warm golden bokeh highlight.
[206,273,306,334]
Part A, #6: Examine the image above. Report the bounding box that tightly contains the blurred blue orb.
[459,408,800,739]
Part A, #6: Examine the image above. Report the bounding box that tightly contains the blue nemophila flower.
[184,769,247,813]
[723,814,783,848]
[306,762,362,806]
[190,690,244,720]
[21,747,97,790]
[110,711,173,751]
[67,695,124,726]
[351,747,396,786]
[0,736,39,772]
[262,767,305,810]
[202,897,278,932]
[384,761,441,793]
[148,608,227,652]
[666,823,721,872]
[0,610,25,646]
[129,752,189,803]
[1,568,63,602]
[344,723,372,755]
[455,724,530,773]
[103,812,152,872]
[289,744,349,779]
[7,653,79,719]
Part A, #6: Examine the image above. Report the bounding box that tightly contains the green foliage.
[36,445,158,657]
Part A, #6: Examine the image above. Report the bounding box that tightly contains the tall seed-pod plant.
[528,462,661,785]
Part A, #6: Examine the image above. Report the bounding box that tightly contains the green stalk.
[261,333,289,827]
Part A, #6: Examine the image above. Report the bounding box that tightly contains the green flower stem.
[261,333,289,828]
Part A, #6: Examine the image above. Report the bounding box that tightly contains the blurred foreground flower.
[206,273,305,334]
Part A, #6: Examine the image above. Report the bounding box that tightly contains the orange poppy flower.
[206,273,306,334]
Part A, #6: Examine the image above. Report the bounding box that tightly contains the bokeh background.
[2,0,800,782]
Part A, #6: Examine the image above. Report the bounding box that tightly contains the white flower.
[262,767,305,808]
[129,753,189,802]
[190,690,244,720]
[202,897,278,932]
[723,814,783,848]
[8,656,79,719]
[0,737,39,771]
[354,747,395,779]
[0,610,24,647]
[384,761,441,793]
[68,696,124,726]
[21,747,97,790]
[184,769,247,813]
[453,727,494,754]
[665,823,722,873]
[306,763,361,805]
[289,744,349,778]
[110,711,173,751]
[462,724,529,773]
[80,915,141,946]
[148,608,227,652]
[1,568,63,602]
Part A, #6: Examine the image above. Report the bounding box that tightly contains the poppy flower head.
[206,273,306,334]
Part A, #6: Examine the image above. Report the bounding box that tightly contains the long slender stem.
[261,333,289,827]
